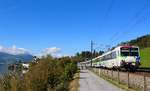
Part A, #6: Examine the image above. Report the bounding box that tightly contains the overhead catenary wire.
[111,9,150,41]
[99,0,115,29]
[96,0,150,50]
[109,0,150,46]
[98,0,115,49]
[110,10,150,45]
[109,0,149,35]
[104,0,115,20]
[121,0,150,30]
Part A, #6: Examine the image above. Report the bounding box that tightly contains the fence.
[89,68,150,91]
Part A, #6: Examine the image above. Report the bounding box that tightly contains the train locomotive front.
[119,46,140,70]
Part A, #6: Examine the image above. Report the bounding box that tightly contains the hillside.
[129,34,150,48]
[0,52,33,64]
[140,47,150,67]
[120,34,150,49]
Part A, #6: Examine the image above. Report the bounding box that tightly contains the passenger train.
[85,45,141,71]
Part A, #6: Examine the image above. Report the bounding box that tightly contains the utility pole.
[91,40,94,67]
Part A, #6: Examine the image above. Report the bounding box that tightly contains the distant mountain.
[15,54,33,62]
[0,52,33,64]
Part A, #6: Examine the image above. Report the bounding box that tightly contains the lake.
[0,64,8,76]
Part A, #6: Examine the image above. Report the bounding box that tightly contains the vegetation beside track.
[140,47,150,67]
[69,71,79,91]
[0,55,78,91]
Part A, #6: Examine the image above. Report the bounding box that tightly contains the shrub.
[0,55,77,91]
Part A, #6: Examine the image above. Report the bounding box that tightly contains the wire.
[99,0,115,29]
[110,11,150,46]
[104,0,115,19]
[109,0,150,46]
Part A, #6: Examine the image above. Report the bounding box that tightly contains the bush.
[0,56,78,91]
[64,62,77,81]
[0,73,22,91]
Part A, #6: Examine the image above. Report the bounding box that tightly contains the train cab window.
[130,48,139,56]
[121,47,139,56]
[130,52,139,56]
[121,47,130,56]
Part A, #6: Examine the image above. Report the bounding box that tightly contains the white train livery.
[86,45,140,70]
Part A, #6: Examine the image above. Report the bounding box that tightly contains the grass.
[140,47,150,67]
[69,71,79,91]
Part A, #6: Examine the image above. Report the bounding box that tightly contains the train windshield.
[121,47,139,56]
[130,48,139,56]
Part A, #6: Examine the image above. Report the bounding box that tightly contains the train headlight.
[132,63,135,65]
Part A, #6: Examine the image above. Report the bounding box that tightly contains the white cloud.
[0,45,30,55]
[37,47,69,58]
[0,45,69,57]
[43,47,61,54]
[40,47,61,57]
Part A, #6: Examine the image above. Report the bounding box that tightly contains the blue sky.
[0,0,150,56]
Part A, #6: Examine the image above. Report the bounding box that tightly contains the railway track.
[137,67,150,72]
[136,68,150,76]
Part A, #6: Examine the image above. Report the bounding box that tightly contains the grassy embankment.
[69,71,79,91]
[140,47,150,67]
